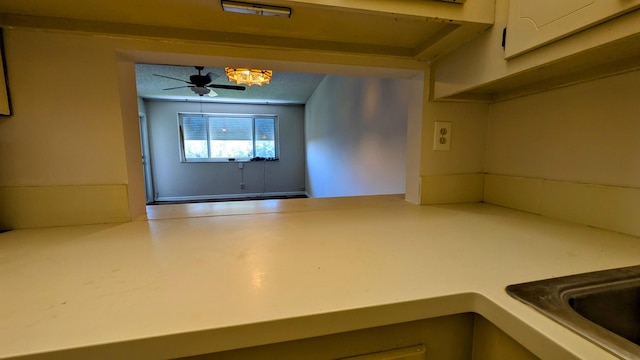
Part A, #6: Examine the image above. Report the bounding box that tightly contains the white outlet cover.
[433,121,452,151]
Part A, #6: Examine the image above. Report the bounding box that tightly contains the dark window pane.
[209,117,252,140]
[182,116,207,140]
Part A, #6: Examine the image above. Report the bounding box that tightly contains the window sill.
[181,158,279,163]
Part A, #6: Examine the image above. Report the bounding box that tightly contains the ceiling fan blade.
[153,74,192,84]
[208,84,246,91]
[205,72,220,83]
[163,85,192,90]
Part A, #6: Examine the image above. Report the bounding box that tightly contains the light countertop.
[1,195,640,359]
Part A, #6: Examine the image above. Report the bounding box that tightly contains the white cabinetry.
[505,0,640,58]
[432,0,640,102]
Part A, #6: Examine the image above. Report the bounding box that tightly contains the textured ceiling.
[136,63,326,104]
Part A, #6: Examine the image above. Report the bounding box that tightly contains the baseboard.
[483,174,543,214]
[0,184,130,229]
[154,191,308,203]
[420,173,484,205]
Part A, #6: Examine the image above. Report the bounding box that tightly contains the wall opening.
[123,56,424,213]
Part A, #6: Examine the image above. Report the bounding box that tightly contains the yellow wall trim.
[0,185,131,230]
[420,173,484,205]
[484,174,640,237]
[483,174,543,214]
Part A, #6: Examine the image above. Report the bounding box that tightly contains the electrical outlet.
[433,121,452,151]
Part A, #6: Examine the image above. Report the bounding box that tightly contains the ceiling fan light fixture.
[225,68,272,86]
[221,1,291,18]
[191,87,210,96]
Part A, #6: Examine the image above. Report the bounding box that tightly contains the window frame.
[177,112,279,163]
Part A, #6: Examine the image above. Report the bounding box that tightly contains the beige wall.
[418,70,489,204]
[484,70,640,237]
[0,30,134,229]
[3,20,636,231]
[421,101,488,177]
[423,0,640,235]
[0,28,426,229]
[0,30,128,187]
[487,70,640,188]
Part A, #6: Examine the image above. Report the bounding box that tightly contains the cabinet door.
[505,0,640,58]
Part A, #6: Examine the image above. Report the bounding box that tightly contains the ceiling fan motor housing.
[189,74,211,87]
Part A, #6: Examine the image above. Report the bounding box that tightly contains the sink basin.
[507,265,640,359]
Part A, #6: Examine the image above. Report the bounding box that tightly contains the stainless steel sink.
[507,265,640,359]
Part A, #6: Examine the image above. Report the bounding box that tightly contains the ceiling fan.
[153,66,246,97]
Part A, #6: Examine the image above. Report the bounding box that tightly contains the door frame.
[139,113,155,204]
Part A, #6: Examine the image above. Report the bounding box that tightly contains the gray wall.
[305,75,409,198]
[145,100,305,200]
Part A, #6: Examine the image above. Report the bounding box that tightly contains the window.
[179,113,278,162]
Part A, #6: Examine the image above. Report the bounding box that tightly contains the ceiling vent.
[221,1,292,18]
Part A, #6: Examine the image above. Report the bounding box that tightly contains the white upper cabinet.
[505,0,640,58]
